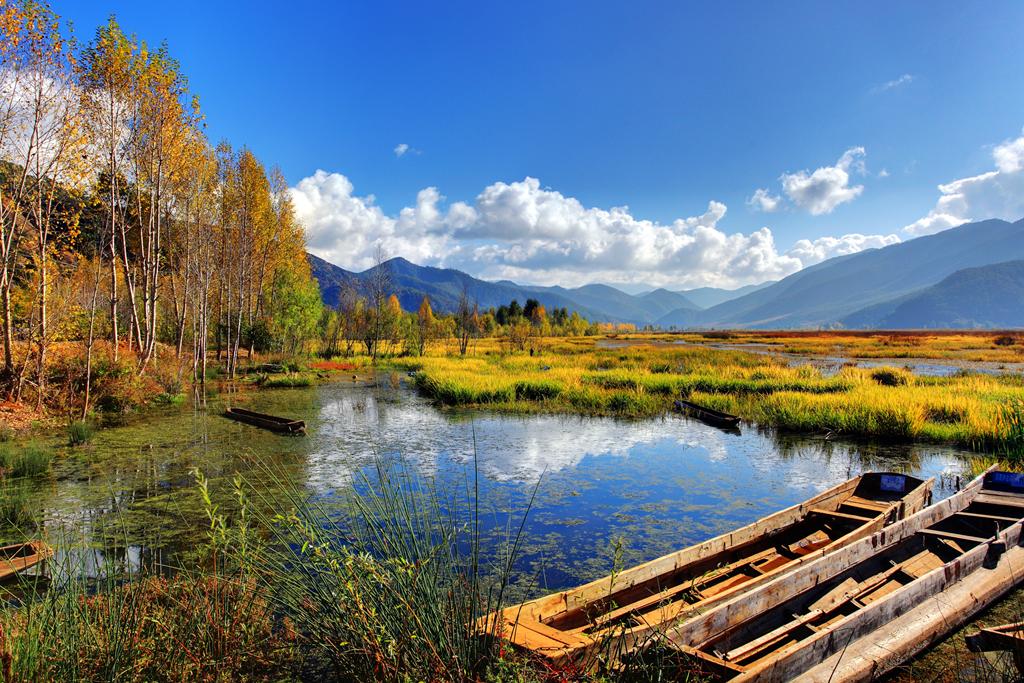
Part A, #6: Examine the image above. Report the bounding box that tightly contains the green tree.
[266,267,322,354]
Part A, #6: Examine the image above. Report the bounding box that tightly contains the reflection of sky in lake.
[297,381,969,591]
[33,379,972,592]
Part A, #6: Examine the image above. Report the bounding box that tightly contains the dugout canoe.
[965,621,1024,674]
[674,400,741,429]
[0,540,53,581]
[484,471,932,666]
[668,466,1024,682]
[224,407,305,434]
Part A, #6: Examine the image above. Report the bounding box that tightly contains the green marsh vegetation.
[388,337,1024,456]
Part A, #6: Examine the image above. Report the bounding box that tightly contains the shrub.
[994,335,1018,347]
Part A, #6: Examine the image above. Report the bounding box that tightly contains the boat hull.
[486,472,931,667]
[0,541,52,581]
[224,408,305,434]
[667,467,1024,682]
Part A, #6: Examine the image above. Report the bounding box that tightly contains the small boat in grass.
[224,407,305,434]
[484,472,931,668]
[1,540,53,581]
[669,466,1024,682]
[966,621,1024,674]
[675,399,741,429]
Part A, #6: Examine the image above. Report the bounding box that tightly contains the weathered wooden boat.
[484,472,931,666]
[674,399,741,429]
[0,540,53,581]
[965,621,1024,673]
[668,466,1024,682]
[224,407,305,434]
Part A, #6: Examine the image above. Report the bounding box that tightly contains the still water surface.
[23,378,976,595]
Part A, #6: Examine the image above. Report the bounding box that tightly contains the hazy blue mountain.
[842,260,1024,329]
[656,218,1024,328]
[309,254,608,321]
[680,282,775,309]
[310,254,703,324]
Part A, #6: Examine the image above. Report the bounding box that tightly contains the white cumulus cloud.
[747,188,782,213]
[903,129,1024,236]
[780,147,866,215]
[393,143,409,157]
[292,171,900,290]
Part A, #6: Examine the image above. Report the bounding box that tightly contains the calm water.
[14,378,977,595]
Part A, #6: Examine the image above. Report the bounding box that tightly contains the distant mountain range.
[309,255,742,325]
[309,216,1024,329]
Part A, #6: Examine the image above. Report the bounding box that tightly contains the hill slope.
[657,218,1024,328]
[309,254,609,321]
[842,260,1024,329]
[680,282,774,309]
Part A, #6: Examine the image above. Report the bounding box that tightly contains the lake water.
[17,377,978,597]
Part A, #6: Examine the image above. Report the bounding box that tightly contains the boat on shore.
[223,407,306,434]
[484,472,931,667]
[674,399,741,429]
[966,621,1024,674]
[1,540,53,581]
[667,466,1024,682]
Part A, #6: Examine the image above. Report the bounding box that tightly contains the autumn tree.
[416,295,433,356]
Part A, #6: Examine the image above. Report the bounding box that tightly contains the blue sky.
[59,1,1024,289]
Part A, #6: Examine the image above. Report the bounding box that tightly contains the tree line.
[0,1,322,414]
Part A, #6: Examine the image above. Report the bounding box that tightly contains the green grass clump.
[514,379,563,401]
[262,374,315,388]
[67,420,94,446]
[871,367,913,387]
[0,443,52,478]
[0,483,35,527]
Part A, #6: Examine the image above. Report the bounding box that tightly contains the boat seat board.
[809,508,872,522]
[917,528,989,544]
[956,511,1020,524]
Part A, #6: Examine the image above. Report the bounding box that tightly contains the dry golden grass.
[377,335,1024,454]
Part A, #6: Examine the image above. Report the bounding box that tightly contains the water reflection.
[20,379,978,591]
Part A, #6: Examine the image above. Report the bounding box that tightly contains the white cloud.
[994,130,1024,173]
[780,147,866,215]
[903,129,1024,236]
[786,233,901,265]
[873,73,913,93]
[878,168,890,178]
[393,143,409,157]
[293,171,899,289]
[747,188,781,213]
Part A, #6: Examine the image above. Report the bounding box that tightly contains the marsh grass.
[66,419,94,446]
[247,453,538,682]
[390,338,1022,450]
[0,443,52,479]
[0,475,298,682]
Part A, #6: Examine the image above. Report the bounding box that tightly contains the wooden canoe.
[675,400,741,429]
[484,472,931,667]
[965,621,1024,674]
[667,466,1024,682]
[224,407,305,434]
[0,540,53,581]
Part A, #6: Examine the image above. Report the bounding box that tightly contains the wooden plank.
[724,609,822,663]
[917,528,988,543]
[802,544,1024,681]
[810,507,872,522]
[956,511,1020,524]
